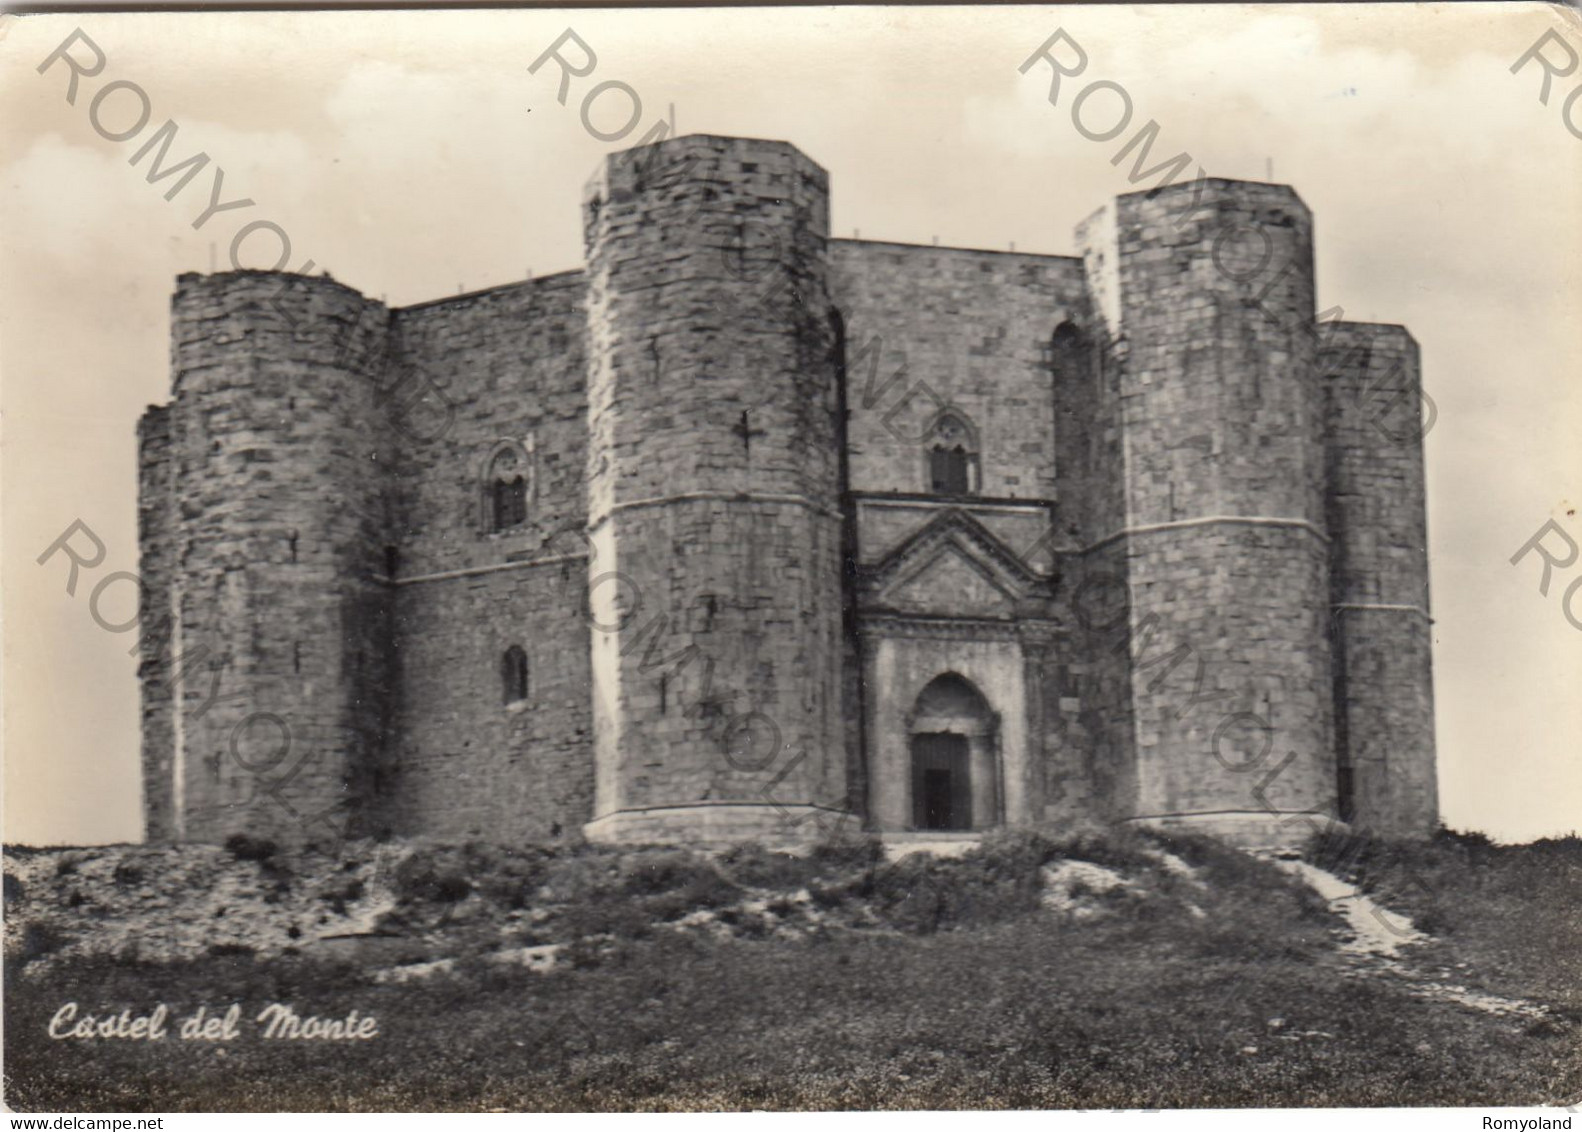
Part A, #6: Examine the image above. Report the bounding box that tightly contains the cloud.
[5,134,140,264]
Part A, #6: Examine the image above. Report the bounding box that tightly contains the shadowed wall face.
[384,275,595,842]
[148,272,398,845]
[1323,324,1438,836]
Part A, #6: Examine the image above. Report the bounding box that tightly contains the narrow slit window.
[502,645,529,706]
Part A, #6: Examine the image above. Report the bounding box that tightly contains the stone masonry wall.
[829,242,1095,834]
[390,273,590,577]
[1322,323,1437,836]
[1088,182,1338,825]
[1063,543,1137,822]
[828,241,1087,504]
[139,135,1435,849]
[1051,256,1134,822]
[382,272,594,841]
[582,136,847,839]
[386,565,593,840]
[136,405,175,841]
[159,271,399,845]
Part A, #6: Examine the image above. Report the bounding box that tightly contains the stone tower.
[140,272,397,844]
[1322,324,1438,835]
[580,136,851,841]
[1078,181,1339,843]
[136,136,1436,850]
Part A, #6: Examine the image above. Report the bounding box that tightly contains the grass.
[4,829,1579,1111]
[1304,826,1582,1013]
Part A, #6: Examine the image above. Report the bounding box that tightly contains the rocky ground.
[5,827,1578,1111]
[5,832,1214,978]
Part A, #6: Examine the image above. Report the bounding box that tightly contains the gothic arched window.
[926,411,978,496]
[483,441,530,533]
[502,645,529,706]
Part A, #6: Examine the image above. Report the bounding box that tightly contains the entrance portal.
[912,733,971,830]
[904,673,999,831]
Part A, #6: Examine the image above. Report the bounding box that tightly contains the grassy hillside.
[1305,827,1582,1013]
[5,828,1578,1111]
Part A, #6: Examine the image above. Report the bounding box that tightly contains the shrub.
[320,878,365,915]
[717,842,819,890]
[870,863,952,935]
[1411,905,1455,937]
[394,849,472,904]
[1434,825,1496,853]
[562,935,609,970]
[620,852,740,925]
[1139,825,1239,868]
[860,855,1038,935]
[730,911,771,939]
[260,857,295,892]
[809,833,883,872]
[112,861,145,887]
[975,827,1063,871]
[4,873,25,909]
[1044,828,1158,873]
[642,891,694,923]
[19,922,65,964]
[467,844,552,909]
[224,834,279,862]
[808,881,848,910]
[1524,834,1582,864]
[620,849,721,897]
[557,896,654,942]
[539,850,623,903]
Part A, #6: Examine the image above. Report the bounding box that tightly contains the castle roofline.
[597,132,829,188]
[394,267,584,314]
[1320,320,1419,347]
[1115,176,1311,216]
[613,131,818,160]
[831,237,1080,264]
[175,268,378,306]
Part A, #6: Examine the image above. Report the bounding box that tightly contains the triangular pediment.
[884,544,1018,617]
[863,509,1045,618]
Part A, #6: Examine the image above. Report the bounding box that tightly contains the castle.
[136,134,1437,849]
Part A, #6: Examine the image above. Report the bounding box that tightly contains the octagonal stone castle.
[136,134,1438,849]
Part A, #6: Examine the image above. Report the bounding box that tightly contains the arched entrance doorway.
[907,673,1000,831]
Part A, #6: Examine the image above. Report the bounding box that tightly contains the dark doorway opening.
[912,733,971,831]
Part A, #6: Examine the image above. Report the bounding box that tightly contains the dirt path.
[1274,857,1553,1020]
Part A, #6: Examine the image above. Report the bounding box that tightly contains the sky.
[2,3,1578,846]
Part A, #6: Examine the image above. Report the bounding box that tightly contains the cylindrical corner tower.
[1084,180,1337,847]
[1322,323,1437,837]
[582,135,848,844]
[161,271,397,845]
